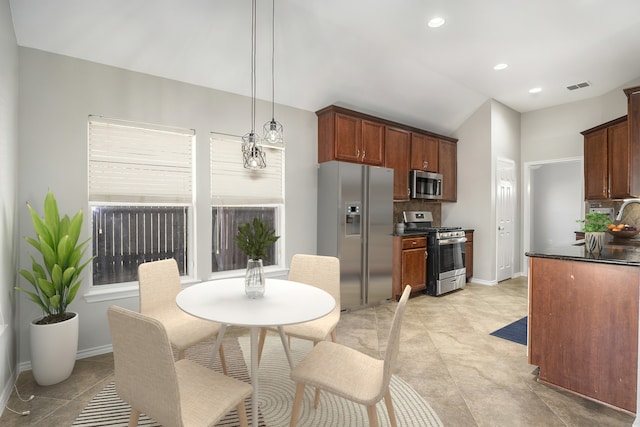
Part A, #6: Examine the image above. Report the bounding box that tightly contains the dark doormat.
[490,316,527,345]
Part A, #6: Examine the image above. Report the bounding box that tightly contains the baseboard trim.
[469,278,496,286]
[0,372,18,417]
[17,344,114,373]
[469,271,527,286]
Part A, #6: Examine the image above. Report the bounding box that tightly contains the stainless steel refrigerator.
[317,161,393,310]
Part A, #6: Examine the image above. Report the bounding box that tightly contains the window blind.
[210,133,284,205]
[89,116,194,204]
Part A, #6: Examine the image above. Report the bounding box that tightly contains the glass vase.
[245,258,265,298]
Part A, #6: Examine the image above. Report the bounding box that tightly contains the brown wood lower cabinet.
[392,236,426,300]
[528,257,639,412]
[464,230,473,280]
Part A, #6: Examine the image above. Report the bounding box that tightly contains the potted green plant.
[577,212,610,254]
[234,217,279,298]
[16,190,93,385]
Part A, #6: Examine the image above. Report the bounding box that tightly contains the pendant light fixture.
[262,0,284,145]
[242,0,266,169]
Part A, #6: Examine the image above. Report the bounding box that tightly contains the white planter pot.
[29,312,79,386]
[585,231,605,255]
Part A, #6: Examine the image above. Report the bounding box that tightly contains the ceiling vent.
[566,81,591,91]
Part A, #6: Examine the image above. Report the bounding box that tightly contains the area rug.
[73,335,443,427]
[490,316,527,345]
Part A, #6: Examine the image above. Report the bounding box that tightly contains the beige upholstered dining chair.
[138,258,227,373]
[257,254,340,360]
[289,285,412,427]
[107,306,252,427]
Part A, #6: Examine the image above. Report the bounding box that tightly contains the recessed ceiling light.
[529,87,542,94]
[427,17,445,28]
[493,63,508,71]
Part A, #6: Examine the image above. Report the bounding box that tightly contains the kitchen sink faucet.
[615,199,640,221]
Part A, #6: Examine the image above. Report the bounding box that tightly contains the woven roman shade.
[88,116,194,204]
[210,133,284,205]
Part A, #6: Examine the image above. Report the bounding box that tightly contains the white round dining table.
[176,277,335,427]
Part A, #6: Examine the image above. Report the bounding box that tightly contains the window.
[212,207,277,272]
[88,116,194,285]
[210,133,284,273]
[91,206,188,284]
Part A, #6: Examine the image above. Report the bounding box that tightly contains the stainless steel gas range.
[403,211,466,296]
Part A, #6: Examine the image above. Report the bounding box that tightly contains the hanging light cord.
[242,0,266,169]
[251,0,257,134]
[270,0,275,121]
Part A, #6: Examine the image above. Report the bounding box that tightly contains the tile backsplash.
[393,201,441,226]
[617,203,640,227]
[587,200,640,228]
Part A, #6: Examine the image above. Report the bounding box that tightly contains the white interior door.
[497,159,515,282]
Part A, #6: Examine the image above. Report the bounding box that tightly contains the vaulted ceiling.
[9,0,640,135]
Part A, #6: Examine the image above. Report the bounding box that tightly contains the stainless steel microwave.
[409,170,443,200]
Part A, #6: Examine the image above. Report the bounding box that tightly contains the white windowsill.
[83,283,142,303]
[83,267,289,303]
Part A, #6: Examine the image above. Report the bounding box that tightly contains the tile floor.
[1,277,636,426]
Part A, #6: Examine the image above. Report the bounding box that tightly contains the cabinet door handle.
[361,150,366,160]
[356,149,360,158]
[423,160,428,169]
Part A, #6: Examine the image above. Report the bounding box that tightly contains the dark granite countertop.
[393,228,475,237]
[393,231,427,237]
[526,237,640,266]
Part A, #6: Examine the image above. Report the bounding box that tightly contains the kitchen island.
[526,241,640,415]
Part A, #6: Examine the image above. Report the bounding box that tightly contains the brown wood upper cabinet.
[582,86,640,200]
[582,116,634,200]
[317,105,458,201]
[384,126,411,200]
[409,133,456,201]
[624,86,640,198]
[410,133,438,172]
[317,109,384,166]
[439,139,457,202]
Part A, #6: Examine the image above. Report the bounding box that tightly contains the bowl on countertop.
[607,229,640,239]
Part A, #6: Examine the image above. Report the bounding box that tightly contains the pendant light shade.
[263,119,283,145]
[242,0,266,169]
[242,132,266,170]
[263,0,284,145]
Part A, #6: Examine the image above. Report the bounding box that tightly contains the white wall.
[0,0,19,410]
[444,100,521,284]
[444,101,493,282]
[521,85,634,164]
[531,161,583,249]
[16,48,318,365]
[491,100,522,278]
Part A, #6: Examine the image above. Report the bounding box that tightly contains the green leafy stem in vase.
[577,212,610,232]
[234,217,280,261]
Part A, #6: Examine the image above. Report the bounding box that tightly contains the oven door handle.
[437,237,467,246]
